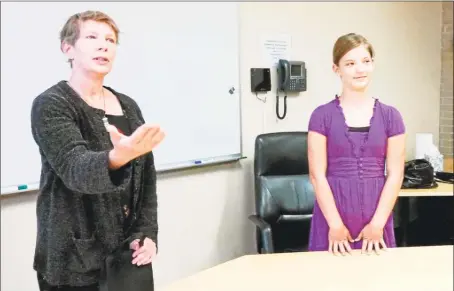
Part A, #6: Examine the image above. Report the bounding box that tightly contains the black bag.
[401,159,438,189]
[435,171,454,184]
[99,235,154,291]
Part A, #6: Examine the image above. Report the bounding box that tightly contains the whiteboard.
[0,2,242,195]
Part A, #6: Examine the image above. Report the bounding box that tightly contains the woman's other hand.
[130,237,157,266]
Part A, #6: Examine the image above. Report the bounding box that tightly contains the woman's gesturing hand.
[107,124,165,168]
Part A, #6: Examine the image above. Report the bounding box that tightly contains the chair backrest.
[254,132,315,224]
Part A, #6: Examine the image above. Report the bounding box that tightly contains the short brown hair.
[59,10,120,50]
[332,33,374,66]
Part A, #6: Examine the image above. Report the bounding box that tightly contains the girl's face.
[333,45,374,92]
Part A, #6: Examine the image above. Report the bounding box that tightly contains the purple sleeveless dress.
[307,96,405,251]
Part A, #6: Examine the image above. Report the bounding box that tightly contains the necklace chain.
[101,88,109,128]
[66,81,109,128]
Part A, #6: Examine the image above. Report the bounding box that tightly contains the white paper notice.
[261,34,291,66]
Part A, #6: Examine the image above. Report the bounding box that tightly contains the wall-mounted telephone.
[275,59,307,120]
[277,59,307,92]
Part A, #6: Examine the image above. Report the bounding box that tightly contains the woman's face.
[63,20,118,76]
[333,45,374,91]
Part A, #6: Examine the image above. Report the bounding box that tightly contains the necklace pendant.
[102,116,109,128]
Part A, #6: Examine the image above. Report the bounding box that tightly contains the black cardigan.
[30,81,158,286]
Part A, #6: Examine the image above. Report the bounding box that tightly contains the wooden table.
[158,246,453,291]
[399,182,453,197]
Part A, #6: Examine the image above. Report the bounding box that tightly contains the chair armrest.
[248,214,274,253]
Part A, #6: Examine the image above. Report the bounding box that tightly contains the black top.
[30,80,158,286]
[348,126,370,132]
[106,114,134,230]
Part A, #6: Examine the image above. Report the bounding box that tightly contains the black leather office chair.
[249,132,316,254]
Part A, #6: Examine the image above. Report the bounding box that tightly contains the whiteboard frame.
[1,153,245,196]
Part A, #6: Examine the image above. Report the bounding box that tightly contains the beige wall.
[240,2,442,158]
[439,1,453,157]
[0,2,442,291]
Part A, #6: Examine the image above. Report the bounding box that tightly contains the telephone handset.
[276,59,307,120]
[277,59,307,92]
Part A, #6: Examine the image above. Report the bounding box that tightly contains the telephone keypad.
[289,79,306,92]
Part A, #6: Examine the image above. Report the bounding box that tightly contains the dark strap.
[82,195,96,237]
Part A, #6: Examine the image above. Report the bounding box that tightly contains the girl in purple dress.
[307,33,406,255]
